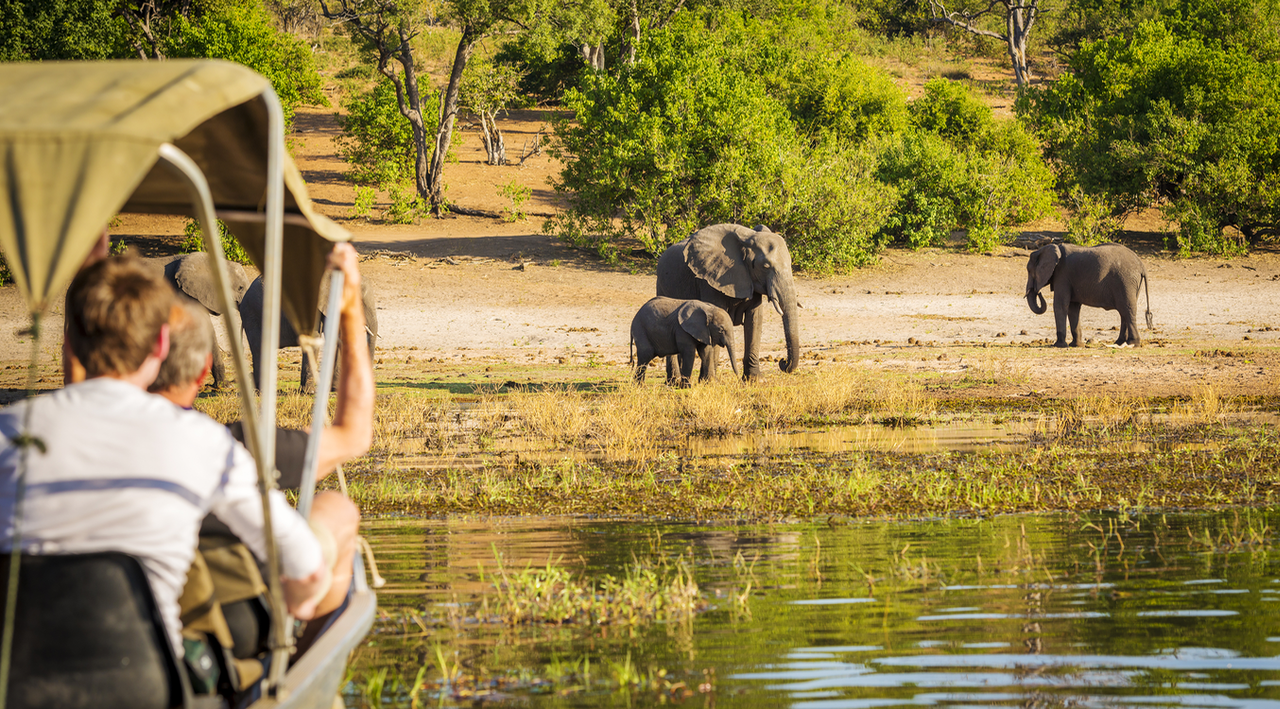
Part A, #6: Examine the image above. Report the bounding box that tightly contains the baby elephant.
[1026,242,1153,347]
[630,297,739,385]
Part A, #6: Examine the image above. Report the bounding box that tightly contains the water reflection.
[351,511,1280,708]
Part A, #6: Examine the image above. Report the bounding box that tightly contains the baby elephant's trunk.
[725,337,741,379]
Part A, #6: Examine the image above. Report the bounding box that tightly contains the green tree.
[460,56,526,165]
[322,0,530,213]
[879,79,1054,252]
[166,0,327,123]
[336,77,423,185]
[548,9,899,269]
[0,0,127,61]
[927,0,1042,87]
[1025,21,1280,253]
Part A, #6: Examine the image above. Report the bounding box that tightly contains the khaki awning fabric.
[0,59,347,336]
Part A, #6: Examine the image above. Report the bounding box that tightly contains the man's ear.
[154,323,171,363]
[196,353,213,389]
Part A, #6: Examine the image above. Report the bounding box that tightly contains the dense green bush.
[548,12,805,260]
[1025,21,1280,254]
[336,77,426,186]
[165,0,326,125]
[0,0,127,61]
[180,219,254,266]
[779,54,910,143]
[877,80,1054,252]
[547,7,1064,268]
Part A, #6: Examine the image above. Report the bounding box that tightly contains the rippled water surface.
[349,511,1280,708]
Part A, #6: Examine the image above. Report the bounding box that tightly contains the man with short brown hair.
[0,254,329,655]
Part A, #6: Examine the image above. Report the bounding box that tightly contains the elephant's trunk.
[770,275,801,373]
[725,336,741,379]
[1027,291,1047,315]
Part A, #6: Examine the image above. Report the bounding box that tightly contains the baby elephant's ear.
[677,303,713,345]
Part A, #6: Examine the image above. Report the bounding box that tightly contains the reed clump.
[487,554,704,626]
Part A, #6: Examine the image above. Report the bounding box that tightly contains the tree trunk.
[426,28,479,212]
[479,111,506,166]
[623,2,641,65]
[580,42,605,72]
[1006,3,1034,87]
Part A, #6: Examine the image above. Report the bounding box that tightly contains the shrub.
[180,219,254,266]
[385,183,425,224]
[499,180,531,222]
[878,82,1054,252]
[550,11,800,259]
[352,186,377,220]
[548,10,899,268]
[165,0,326,125]
[780,54,910,143]
[1064,186,1124,246]
[336,77,425,186]
[1025,21,1280,254]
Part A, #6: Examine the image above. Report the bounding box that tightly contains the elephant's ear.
[677,303,713,346]
[1034,244,1062,292]
[684,224,754,299]
[174,252,226,315]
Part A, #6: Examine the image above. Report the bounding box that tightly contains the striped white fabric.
[0,378,322,653]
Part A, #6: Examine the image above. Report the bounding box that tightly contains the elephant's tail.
[1142,271,1154,330]
[628,333,635,367]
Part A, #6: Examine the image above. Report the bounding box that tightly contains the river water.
[347,510,1280,708]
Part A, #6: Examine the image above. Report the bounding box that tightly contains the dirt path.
[3,104,1278,401]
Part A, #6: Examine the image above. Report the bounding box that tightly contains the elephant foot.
[1052,341,1069,348]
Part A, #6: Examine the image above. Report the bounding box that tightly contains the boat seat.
[0,552,195,709]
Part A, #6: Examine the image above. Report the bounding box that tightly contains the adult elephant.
[240,273,378,392]
[656,224,800,379]
[142,252,252,388]
[1025,242,1153,347]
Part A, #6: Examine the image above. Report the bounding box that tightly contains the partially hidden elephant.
[1025,242,1153,347]
[655,224,800,379]
[630,297,740,386]
[142,252,252,388]
[239,274,378,392]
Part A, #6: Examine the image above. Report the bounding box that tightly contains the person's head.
[149,300,214,399]
[66,255,174,381]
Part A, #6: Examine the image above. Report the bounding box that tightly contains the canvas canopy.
[0,59,347,336]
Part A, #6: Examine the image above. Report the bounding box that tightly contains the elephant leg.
[209,344,227,389]
[703,344,719,379]
[1052,292,1070,347]
[1067,302,1083,347]
[677,340,697,388]
[742,303,763,379]
[1119,303,1140,346]
[665,356,680,386]
[698,343,714,382]
[247,334,263,390]
[301,349,318,395]
[634,343,655,383]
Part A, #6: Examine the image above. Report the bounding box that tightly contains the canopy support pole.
[297,270,344,521]
[259,87,292,699]
[155,144,263,464]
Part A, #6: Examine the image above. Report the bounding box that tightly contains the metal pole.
[156,144,262,460]
[259,87,292,698]
[297,270,344,521]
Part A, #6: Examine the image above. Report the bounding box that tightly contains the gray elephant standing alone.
[141,252,251,389]
[631,297,740,386]
[656,224,800,379]
[240,273,378,392]
[1025,242,1153,347]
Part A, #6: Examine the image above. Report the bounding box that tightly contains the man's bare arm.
[316,242,374,476]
